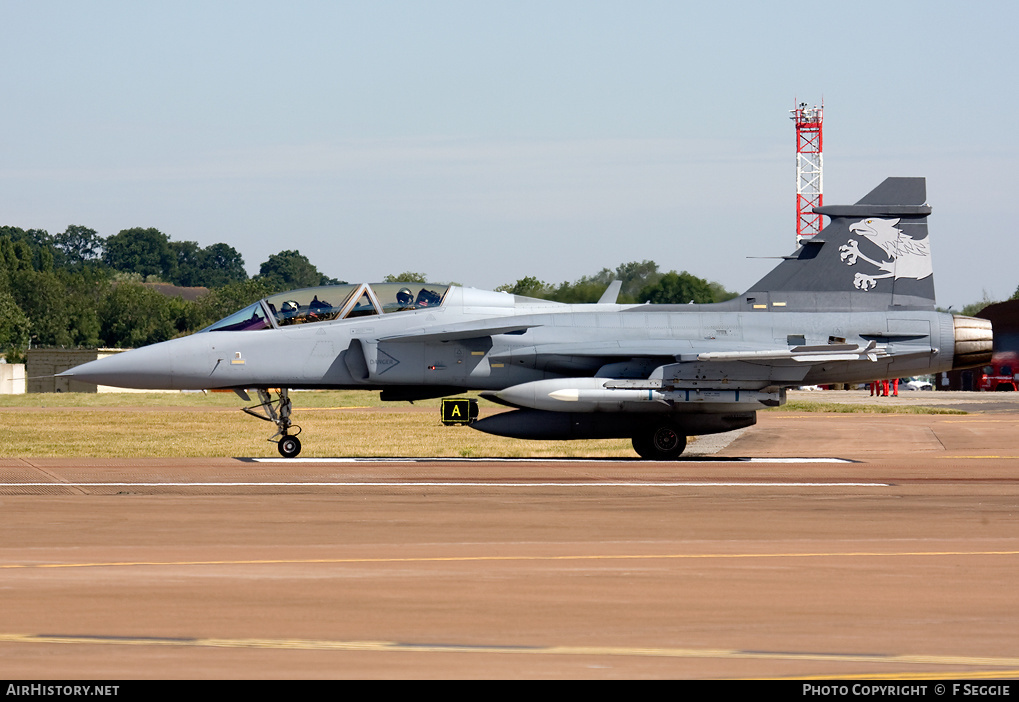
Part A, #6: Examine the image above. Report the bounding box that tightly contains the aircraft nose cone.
[59,343,175,389]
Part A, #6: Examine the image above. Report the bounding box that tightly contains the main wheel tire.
[631,424,687,460]
[278,435,302,458]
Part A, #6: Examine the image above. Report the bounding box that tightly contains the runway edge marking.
[1,633,1018,672]
[243,457,857,463]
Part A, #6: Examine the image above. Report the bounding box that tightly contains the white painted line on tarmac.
[1,481,889,488]
[247,457,855,464]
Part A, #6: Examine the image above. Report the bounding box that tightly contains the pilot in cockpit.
[415,288,441,307]
[396,287,415,311]
[308,295,331,320]
[280,300,301,324]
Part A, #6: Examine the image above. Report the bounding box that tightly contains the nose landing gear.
[242,388,303,458]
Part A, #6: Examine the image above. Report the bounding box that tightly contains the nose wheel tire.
[632,424,687,460]
[278,435,302,458]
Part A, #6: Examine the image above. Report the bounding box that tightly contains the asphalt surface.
[2,390,1019,679]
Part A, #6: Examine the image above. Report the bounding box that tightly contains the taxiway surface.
[2,396,1019,679]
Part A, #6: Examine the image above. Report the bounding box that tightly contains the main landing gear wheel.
[632,424,687,460]
[278,434,302,459]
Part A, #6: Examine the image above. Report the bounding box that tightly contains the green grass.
[0,390,965,458]
[0,391,636,458]
[0,389,391,409]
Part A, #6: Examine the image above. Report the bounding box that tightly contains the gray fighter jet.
[62,177,992,459]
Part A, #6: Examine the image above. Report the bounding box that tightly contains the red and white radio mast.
[790,101,824,244]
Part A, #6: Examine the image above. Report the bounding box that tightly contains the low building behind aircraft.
[62,177,993,459]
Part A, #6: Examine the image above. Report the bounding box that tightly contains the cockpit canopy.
[200,282,451,333]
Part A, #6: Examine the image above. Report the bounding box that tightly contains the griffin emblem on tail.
[838,217,932,290]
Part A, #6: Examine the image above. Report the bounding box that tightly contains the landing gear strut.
[242,388,303,458]
[631,423,687,460]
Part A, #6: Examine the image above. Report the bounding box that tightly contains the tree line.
[494,260,737,306]
[0,225,339,360]
[11,222,927,363]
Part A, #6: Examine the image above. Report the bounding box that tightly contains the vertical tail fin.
[743,177,935,310]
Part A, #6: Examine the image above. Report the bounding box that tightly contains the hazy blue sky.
[2,1,1017,309]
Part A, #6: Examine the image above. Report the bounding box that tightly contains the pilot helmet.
[281,300,300,315]
[397,287,413,305]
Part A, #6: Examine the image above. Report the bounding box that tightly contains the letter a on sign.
[441,398,478,425]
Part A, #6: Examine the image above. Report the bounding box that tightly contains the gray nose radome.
[57,343,175,389]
